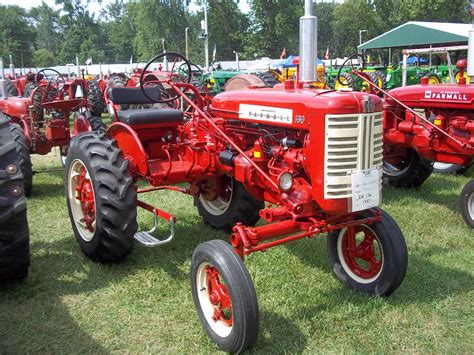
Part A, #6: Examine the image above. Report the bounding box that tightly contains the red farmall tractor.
[0,64,106,195]
[342,50,474,228]
[64,5,408,350]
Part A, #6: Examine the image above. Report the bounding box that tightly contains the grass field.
[1,151,473,353]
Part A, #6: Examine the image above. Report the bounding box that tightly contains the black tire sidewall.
[191,240,259,353]
[460,179,474,228]
[327,208,408,296]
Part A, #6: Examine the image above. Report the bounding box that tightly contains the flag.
[325,47,330,60]
[280,48,286,59]
[212,44,217,62]
[85,57,92,65]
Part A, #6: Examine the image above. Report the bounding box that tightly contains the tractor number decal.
[424,90,469,101]
[239,104,293,124]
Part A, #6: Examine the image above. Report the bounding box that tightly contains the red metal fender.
[72,114,92,137]
[106,122,149,177]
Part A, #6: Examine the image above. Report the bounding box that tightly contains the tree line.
[0,0,471,68]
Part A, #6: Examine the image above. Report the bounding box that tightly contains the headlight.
[278,172,293,192]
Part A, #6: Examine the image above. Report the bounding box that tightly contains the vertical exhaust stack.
[9,55,15,78]
[0,57,7,99]
[468,1,474,83]
[299,0,318,83]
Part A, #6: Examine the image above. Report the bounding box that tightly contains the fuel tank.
[211,87,384,215]
[386,83,474,110]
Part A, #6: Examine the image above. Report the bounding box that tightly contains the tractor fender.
[73,113,92,137]
[106,122,149,177]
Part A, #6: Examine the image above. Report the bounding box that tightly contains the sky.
[0,0,251,15]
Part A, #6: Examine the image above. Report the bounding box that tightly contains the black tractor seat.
[108,86,183,126]
[118,108,183,126]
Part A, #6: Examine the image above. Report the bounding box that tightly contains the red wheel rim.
[339,225,383,281]
[76,166,96,232]
[205,265,233,327]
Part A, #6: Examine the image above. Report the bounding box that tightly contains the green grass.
[1,152,473,353]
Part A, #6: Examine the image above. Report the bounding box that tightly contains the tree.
[30,2,62,61]
[314,1,337,59]
[332,0,384,57]
[0,5,35,67]
[33,48,56,67]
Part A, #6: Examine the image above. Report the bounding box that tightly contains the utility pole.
[203,0,209,71]
[358,29,368,54]
[233,51,240,71]
[185,27,189,60]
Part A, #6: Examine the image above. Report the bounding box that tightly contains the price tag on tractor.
[351,169,380,212]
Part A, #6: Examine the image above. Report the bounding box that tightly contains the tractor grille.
[324,112,383,198]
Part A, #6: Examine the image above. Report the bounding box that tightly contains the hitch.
[135,200,176,247]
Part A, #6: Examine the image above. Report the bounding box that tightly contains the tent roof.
[358,21,471,50]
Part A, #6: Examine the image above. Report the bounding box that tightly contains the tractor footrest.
[133,217,175,247]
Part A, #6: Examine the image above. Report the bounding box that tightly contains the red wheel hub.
[205,266,232,326]
[75,168,96,232]
[342,225,383,279]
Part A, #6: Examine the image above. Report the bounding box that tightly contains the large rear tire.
[191,240,259,353]
[87,79,104,117]
[256,71,279,88]
[383,148,433,187]
[460,179,474,228]
[65,132,137,262]
[0,116,30,283]
[195,177,263,232]
[9,124,33,197]
[327,208,408,296]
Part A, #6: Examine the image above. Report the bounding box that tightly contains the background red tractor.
[0,64,106,195]
[344,52,473,228]
[65,18,408,350]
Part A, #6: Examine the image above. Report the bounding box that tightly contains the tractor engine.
[384,82,474,166]
[211,84,384,216]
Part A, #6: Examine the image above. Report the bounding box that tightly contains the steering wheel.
[35,68,65,95]
[140,52,191,103]
[336,54,366,87]
[178,62,204,88]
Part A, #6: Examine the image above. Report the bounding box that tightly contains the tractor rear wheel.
[87,115,107,132]
[196,177,264,232]
[423,72,441,85]
[460,179,474,228]
[4,79,18,97]
[65,132,137,262]
[327,208,408,296]
[191,239,259,353]
[367,71,386,92]
[433,162,471,175]
[334,72,353,90]
[383,148,433,187]
[88,79,104,117]
[256,71,280,88]
[0,115,30,283]
[9,124,32,197]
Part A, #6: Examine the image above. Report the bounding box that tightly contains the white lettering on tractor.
[424,90,469,101]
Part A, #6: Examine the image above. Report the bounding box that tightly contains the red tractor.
[65,48,408,351]
[342,53,474,228]
[0,67,105,195]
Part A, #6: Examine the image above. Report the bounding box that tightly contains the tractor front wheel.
[196,177,263,232]
[460,179,474,228]
[383,148,433,187]
[65,132,138,262]
[327,208,408,296]
[191,240,259,353]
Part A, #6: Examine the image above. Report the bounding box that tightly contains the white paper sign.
[351,169,380,212]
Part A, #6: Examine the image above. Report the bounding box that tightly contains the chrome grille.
[324,112,383,198]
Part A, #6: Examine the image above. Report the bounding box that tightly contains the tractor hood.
[386,83,474,110]
[210,88,383,129]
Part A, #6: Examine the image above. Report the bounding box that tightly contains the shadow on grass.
[287,237,473,310]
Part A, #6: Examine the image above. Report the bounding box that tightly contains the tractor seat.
[109,86,183,126]
[118,108,183,126]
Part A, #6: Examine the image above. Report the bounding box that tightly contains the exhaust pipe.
[0,57,7,99]
[9,54,15,78]
[299,0,317,83]
[468,1,474,83]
